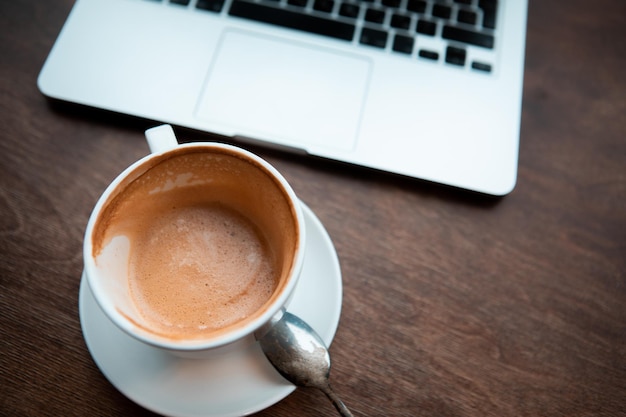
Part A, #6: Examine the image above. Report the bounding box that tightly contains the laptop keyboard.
[156,0,498,73]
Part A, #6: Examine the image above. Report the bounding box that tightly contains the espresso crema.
[129,202,275,338]
[92,147,298,340]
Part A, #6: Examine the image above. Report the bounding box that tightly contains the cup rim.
[83,142,306,352]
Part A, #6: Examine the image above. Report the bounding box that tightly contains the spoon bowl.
[256,311,353,417]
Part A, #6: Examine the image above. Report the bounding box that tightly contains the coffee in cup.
[84,125,305,353]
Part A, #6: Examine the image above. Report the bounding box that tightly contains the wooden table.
[2,1,624,416]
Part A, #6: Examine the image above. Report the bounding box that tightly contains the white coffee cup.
[83,125,306,357]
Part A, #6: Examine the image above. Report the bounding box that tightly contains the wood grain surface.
[1,1,625,416]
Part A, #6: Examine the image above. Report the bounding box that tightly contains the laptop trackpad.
[195,30,371,152]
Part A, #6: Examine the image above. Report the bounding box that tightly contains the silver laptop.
[38,0,527,195]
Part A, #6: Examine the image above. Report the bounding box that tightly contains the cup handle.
[145,124,179,154]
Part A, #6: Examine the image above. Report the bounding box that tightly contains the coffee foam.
[129,203,275,338]
[92,146,299,341]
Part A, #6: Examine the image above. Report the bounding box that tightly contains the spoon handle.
[322,383,354,417]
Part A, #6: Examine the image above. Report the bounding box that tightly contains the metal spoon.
[256,311,354,417]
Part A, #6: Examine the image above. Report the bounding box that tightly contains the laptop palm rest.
[195,30,371,152]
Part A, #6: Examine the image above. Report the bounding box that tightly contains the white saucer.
[79,202,343,417]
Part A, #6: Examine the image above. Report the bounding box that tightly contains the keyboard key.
[472,61,492,72]
[339,2,360,18]
[287,0,308,6]
[382,0,401,7]
[479,0,498,8]
[457,10,477,25]
[170,0,190,5]
[445,46,466,66]
[196,0,225,12]
[390,13,411,30]
[406,0,426,14]
[442,25,494,48]
[360,27,388,48]
[418,49,439,60]
[432,4,452,19]
[416,19,437,36]
[479,0,498,29]
[365,8,385,24]
[313,0,334,13]
[229,0,356,41]
[482,10,497,29]
[392,34,414,54]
